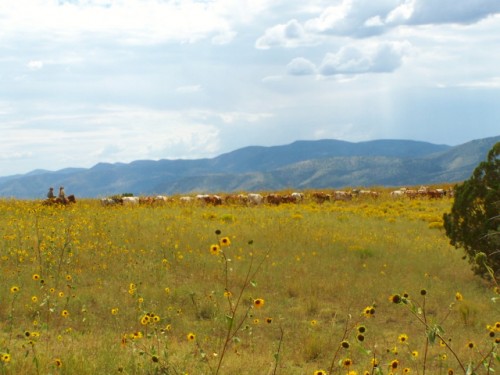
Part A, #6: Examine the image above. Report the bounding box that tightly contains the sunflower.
[61,310,69,318]
[187,332,196,341]
[32,274,40,281]
[455,292,463,301]
[466,341,475,349]
[253,298,265,308]
[111,308,119,315]
[342,358,353,368]
[10,285,19,293]
[210,244,221,255]
[54,358,63,367]
[398,334,409,344]
[340,340,350,349]
[1,353,11,363]
[220,237,231,247]
[132,331,143,340]
[266,317,273,324]
[313,370,327,375]
[363,306,375,317]
[390,359,399,369]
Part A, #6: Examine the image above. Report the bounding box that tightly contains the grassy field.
[0,192,498,375]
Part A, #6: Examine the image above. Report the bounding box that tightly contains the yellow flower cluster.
[140,312,161,325]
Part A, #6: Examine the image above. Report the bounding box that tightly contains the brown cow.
[196,194,223,205]
[265,194,283,205]
[311,192,331,204]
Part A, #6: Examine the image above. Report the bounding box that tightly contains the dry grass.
[0,193,498,374]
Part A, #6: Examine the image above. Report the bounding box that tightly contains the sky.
[1,0,500,177]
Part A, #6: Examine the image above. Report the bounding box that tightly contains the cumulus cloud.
[257,0,500,46]
[255,19,319,49]
[395,0,500,25]
[285,41,410,77]
[304,0,398,37]
[286,57,317,76]
[318,41,410,75]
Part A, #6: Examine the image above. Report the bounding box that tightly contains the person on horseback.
[47,187,55,199]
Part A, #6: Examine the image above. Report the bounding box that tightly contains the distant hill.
[0,136,498,199]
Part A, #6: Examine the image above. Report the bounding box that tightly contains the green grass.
[0,195,498,374]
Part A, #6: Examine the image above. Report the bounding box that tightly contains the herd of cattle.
[97,186,454,207]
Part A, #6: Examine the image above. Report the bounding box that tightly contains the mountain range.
[1,136,498,199]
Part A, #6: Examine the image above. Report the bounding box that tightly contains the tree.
[443,142,500,279]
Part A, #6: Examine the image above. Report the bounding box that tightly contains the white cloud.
[286,57,317,76]
[304,0,399,37]
[317,41,410,75]
[0,0,275,46]
[255,19,320,49]
[257,0,500,46]
[406,0,500,25]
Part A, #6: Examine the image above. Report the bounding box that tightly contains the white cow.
[334,191,352,201]
[390,190,405,198]
[101,198,118,206]
[179,196,193,203]
[122,196,140,205]
[247,193,263,205]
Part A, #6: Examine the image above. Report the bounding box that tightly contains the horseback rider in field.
[58,186,66,203]
[47,187,55,199]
